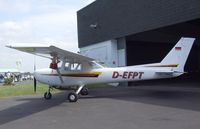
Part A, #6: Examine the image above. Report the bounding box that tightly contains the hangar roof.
[77,0,200,47]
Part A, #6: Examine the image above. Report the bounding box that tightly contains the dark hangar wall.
[77,0,200,47]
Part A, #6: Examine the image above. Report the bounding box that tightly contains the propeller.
[34,77,37,93]
[33,56,37,93]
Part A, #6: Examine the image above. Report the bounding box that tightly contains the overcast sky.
[0,0,95,72]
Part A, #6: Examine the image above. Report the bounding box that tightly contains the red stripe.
[63,74,99,77]
[43,73,100,77]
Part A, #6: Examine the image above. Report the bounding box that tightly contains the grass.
[0,83,58,98]
[87,84,112,89]
[0,82,111,98]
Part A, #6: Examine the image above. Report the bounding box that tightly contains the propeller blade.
[33,56,37,93]
[34,77,37,93]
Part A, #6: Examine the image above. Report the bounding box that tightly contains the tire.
[44,92,52,100]
[68,92,78,102]
[80,87,89,96]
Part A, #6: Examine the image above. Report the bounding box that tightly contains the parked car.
[0,75,4,83]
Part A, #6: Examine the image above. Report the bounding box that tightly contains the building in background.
[77,0,200,81]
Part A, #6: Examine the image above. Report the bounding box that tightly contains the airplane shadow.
[82,81,200,112]
[0,92,67,125]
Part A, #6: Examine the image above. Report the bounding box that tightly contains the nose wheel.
[44,87,52,100]
[44,92,52,100]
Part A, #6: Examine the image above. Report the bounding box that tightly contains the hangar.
[77,0,200,80]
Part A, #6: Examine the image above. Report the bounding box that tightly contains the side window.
[71,63,82,71]
[64,62,82,71]
[64,62,70,70]
[76,64,82,70]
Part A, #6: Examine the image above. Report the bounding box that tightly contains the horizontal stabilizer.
[155,71,174,75]
[155,71,185,76]
[107,83,119,87]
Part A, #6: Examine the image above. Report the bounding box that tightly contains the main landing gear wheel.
[68,85,85,102]
[80,87,89,96]
[44,92,52,100]
[68,92,78,102]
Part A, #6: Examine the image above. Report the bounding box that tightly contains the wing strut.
[49,57,64,84]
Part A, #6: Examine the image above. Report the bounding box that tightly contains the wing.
[6,43,95,62]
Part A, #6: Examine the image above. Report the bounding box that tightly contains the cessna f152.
[6,37,195,102]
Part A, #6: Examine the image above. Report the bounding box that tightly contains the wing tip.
[5,44,12,48]
[5,43,51,48]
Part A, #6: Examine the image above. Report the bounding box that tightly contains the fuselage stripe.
[42,72,102,78]
[146,64,179,67]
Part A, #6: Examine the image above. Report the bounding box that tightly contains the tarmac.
[0,80,200,129]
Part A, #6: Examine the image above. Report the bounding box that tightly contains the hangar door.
[80,40,118,67]
[126,41,173,66]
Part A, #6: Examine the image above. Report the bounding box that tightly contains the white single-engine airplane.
[6,37,195,102]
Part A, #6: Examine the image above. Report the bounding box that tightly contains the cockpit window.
[89,62,103,69]
[61,61,103,71]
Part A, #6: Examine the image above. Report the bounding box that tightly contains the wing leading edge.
[6,43,95,62]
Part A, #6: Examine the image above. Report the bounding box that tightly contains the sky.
[0,0,95,72]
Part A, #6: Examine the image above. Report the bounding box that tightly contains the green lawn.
[0,83,58,97]
[87,84,111,89]
[0,82,110,98]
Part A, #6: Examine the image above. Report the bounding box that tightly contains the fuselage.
[34,65,182,88]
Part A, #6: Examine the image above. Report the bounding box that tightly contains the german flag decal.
[43,72,102,78]
[175,47,182,51]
